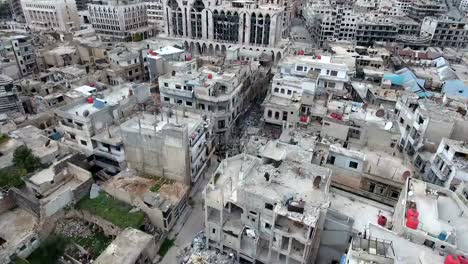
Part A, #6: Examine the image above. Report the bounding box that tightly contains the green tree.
[13,145,41,173]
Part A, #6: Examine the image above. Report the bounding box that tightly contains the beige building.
[94,227,158,264]
[22,0,80,32]
[204,142,332,264]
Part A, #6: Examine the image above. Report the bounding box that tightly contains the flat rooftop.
[329,144,413,184]
[94,228,153,264]
[367,223,446,264]
[0,208,38,262]
[60,85,133,117]
[120,110,206,136]
[9,125,59,160]
[208,149,331,226]
[405,179,468,253]
[330,191,393,233]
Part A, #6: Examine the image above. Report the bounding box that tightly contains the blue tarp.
[383,68,429,98]
[442,80,468,98]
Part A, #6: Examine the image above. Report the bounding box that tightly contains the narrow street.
[159,157,219,264]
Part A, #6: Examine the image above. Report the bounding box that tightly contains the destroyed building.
[11,155,93,218]
[102,173,189,231]
[424,138,468,188]
[204,142,332,264]
[94,227,158,264]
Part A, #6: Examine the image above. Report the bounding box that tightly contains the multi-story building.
[424,138,468,188]
[0,35,38,77]
[421,16,468,49]
[456,0,468,12]
[304,1,358,47]
[162,0,291,61]
[88,0,153,42]
[393,177,468,257]
[76,0,92,10]
[407,0,447,21]
[144,0,165,33]
[21,0,80,32]
[159,61,269,143]
[120,110,215,185]
[55,84,150,156]
[203,142,332,264]
[7,0,25,22]
[0,75,24,114]
[355,16,420,46]
[263,55,349,128]
[394,92,468,175]
[107,46,145,84]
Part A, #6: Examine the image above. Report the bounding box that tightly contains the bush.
[0,167,27,189]
[13,145,41,173]
[26,235,69,264]
[158,239,175,257]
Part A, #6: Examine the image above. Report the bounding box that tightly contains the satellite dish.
[384,122,393,130]
[83,110,90,117]
[375,109,385,117]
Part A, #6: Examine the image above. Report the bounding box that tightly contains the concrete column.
[238,12,244,44]
[183,7,188,37]
[244,12,251,45]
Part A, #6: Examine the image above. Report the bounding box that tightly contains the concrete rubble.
[177,232,238,264]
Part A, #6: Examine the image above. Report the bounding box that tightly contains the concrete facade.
[21,0,80,32]
[120,110,215,185]
[203,143,332,264]
[88,0,154,42]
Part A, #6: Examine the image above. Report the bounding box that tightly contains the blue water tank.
[439,231,447,241]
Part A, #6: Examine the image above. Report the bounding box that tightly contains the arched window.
[190,0,205,39]
[167,0,183,36]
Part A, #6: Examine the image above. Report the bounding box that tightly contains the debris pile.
[177,232,238,264]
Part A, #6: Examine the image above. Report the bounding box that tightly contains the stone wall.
[11,187,40,216]
[0,190,16,214]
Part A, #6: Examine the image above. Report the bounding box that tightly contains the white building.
[161,0,291,62]
[55,84,150,156]
[21,0,80,32]
[145,0,165,33]
[263,55,349,127]
[88,0,154,42]
[159,60,269,143]
[424,138,468,188]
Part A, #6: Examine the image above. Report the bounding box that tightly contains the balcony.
[160,87,193,98]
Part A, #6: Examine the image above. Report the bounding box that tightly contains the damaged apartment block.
[203,141,332,264]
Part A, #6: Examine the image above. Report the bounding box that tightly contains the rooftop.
[403,178,468,253]
[0,208,38,262]
[58,84,135,117]
[120,110,207,136]
[9,125,59,161]
[94,228,153,264]
[207,147,331,226]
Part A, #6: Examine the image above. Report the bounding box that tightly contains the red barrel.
[445,255,461,264]
[458,256,468,264]
[407,208,419,219]
[378,215,387,227]
[406,217,419,229]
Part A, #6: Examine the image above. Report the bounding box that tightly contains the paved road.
[159,158,219,264]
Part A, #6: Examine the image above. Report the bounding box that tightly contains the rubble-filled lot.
[177,232,238,264]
